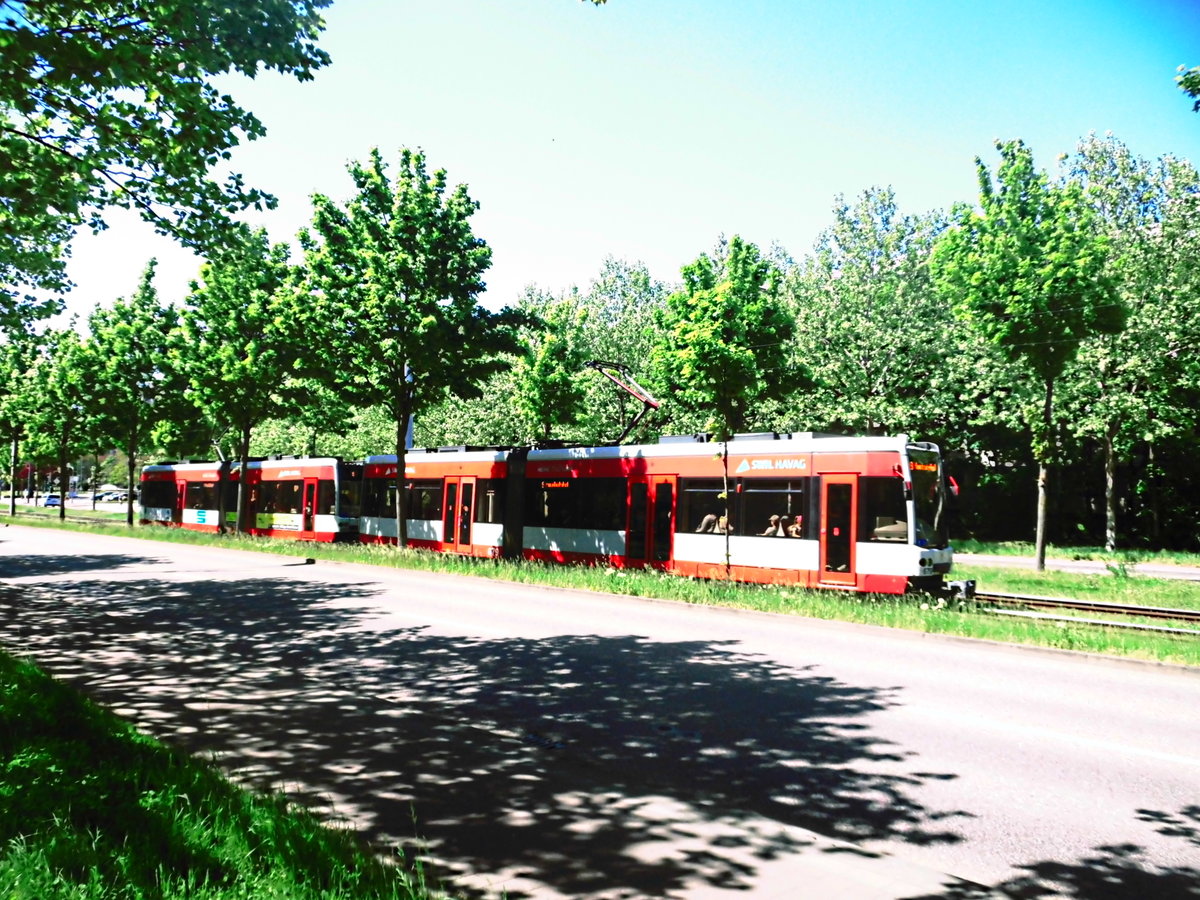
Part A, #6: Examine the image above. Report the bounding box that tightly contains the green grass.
[0,649,434,900]
[955,537,1200,568]
[5,512,1200,666]
[6,503,129,523]
[956,563,1200,612]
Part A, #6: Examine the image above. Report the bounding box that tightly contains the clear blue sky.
[59,0,1200,319]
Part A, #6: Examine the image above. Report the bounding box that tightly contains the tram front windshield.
[908,446,949,549]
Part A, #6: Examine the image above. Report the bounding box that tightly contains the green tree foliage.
[181,227,302,532]
[786,187,954,436]
[25,328,97,517]
[575,258,670,442]
[650,235,796,440]
[1062,135,1200,549]
[301,147,523,543]
[0,0,330,326]
[514,293,588,442]
[0,335,36,512]
[931,139,1124,568]
[415,258,670,448]
[1177,64,1200,112]
[83,260,182,525]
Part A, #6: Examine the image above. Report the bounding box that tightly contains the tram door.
[820,475,857,586]
[174,480,186,524]
[442,477,476,554]
[301,478,319,535]
[627,476,675,568]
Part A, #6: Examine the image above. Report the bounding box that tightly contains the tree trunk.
[1147,441,1161,545]
[721,439,731,577]
[216,458,229,535]
[1035,462,1049,571]
[393,410,408,547]
[125,433,137,527]
[8,435,17,517]
[1104,427,1117,553]
[1034,377,1054,572]
[235,424,252,534]
[57,443,68,521]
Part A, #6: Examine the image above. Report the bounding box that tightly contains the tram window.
[523,477,625,530]
[476,479,505,524]
[141,481,175,509]
[337,479,361,518]
[185,482,218,510]
[360,478,440,519]
[406,479,443,520]
[222,479,239,512]
[740,479,809,538]
[360,479,385,517]
[264,480,304,513]
[679,479,728,534]
[859,477,908,542]
[589,479,625,530]
[281,481,302,513]
[317,481,336,515]
[261,480,302,514]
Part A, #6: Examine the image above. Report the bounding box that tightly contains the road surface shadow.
[1,572,971,898]
[903,806,1200,899]
[0,552,164,578]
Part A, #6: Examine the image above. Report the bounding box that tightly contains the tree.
[83,259,182,525]
[650,236,797,571]
[786,187,955,437]
[575,258,670,443]
[414,258,671,448]
[301,147,524,544]
[0,0,330,325]
[650,235,797,440]
[513,293,587,443]
[0,335,36,512]
[930,139,1124,569]
[1177,64,1200,112]
[180,227,302,533]
[1062,135,1200,549]
[25,328,97,517]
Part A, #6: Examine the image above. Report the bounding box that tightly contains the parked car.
[43,495,61,507]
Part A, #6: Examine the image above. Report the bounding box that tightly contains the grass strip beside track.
[6,515,1200,667]
[0,648,433,900]
[953,538,1200,568]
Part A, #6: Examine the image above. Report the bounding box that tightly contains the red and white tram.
[140,457,362,542]
[359,432,955,595]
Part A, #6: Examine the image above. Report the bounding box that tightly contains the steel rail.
[973,590,1200,633]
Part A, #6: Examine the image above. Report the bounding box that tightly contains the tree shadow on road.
[1,573,976,898]
[903,807,1200,899]
[0,552,162,578]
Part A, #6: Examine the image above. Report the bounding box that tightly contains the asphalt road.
[1,526,1198,899]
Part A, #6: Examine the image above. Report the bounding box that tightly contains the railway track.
[973,590,1200,635]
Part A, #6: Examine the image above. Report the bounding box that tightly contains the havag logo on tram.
[734,457,808,474]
